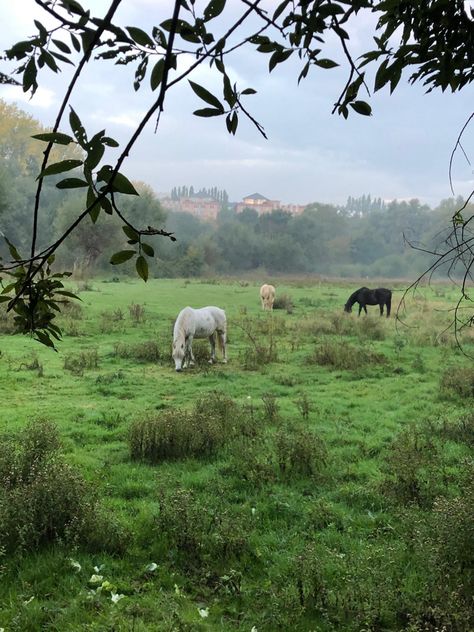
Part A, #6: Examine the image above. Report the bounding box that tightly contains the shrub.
[273,293,294,313]
[306,340,386,370]
[355,316,386,340]
[380,425,443,507]
[60,300,83,320]
[222,436,275,488]
[440,366,474,399]
[275,423,327,478]
[155,486,253,568]
[0,420,126,554]
[113,340,162,363]
[261,392,279,423]
[63,348,99,374]
[129,303,145,324]
[129,392,254,462]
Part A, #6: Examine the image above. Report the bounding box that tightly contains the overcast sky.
[1,0,474,206]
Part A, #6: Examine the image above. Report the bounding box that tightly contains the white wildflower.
[111,592,125,604]
[89,574,104,584]
[145,562,158,572]
[251,507,256,516]
[251,627,258,632]
[68,558,81,572]
[23,596,35,606]
[198,607,209,618]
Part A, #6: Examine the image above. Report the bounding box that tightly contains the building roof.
[243,193,269,201]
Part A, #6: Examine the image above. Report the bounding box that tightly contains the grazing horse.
[172,306,227,372]
[344,287,392,317]
[260,284,276,310]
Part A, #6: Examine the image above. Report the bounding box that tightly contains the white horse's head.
[172,334,186,371]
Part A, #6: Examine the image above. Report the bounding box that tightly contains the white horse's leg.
[185,335,195,367]
[219,330,228,363]
[208,334,216,364]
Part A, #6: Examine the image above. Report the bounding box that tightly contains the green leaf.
[127,26,154,47]
[269,49,293,72]
[141,242,155,257]
[241,88,256,95]
[56,178,89,189]
[110,250,136,265]
[40,159,83,178]
[32,132,74,145]
[188,80,224,111]
[273,0,290,20]
[87,187,100,223]
[314,58,339,69]
[203,0,226,21]
[122,225,139,241]
[150,59,164,91]
[102,137,119,147]
[52,38,72,54]
[23,57,38,94]
[350,100,372,116]
[136,255,149,281]
[193,108,223,117]
[35,330,57,349]
[69,106,88,148]
[5,238,21,262]
[111,172,139,195]
[374,59,390,92]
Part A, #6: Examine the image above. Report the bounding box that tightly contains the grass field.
[0,277,473,631]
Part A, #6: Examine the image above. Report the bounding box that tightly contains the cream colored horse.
[172,306,227,372]
[260,284,276,310]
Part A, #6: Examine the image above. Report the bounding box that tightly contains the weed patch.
[440,365,474,399]
[307,340,386,370]
[129,392,256,462]
[0,420,126,554]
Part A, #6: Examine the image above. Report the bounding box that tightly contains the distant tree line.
[170,185,229,203]
[0,100,467,281]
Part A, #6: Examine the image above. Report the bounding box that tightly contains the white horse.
[260,284,276,310]
[172,306,227,372]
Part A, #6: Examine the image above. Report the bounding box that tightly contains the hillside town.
[160,189,307,220]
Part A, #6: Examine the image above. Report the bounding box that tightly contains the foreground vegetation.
[0,277,473,631]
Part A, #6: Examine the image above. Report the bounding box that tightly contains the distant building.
[236,192,306,216]
[161,190,307,220]
[161,194,221,220]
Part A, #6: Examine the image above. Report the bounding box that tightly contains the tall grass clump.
[306,340,386,370]
[0,420,125,554]
[273,293,294,313]
[380,424,444,507]
[129,392,255,462]
[275,423,327,478]
[63,348,99,375]
[440,365,474,399]
[154,486,253,569]
[113,340,162,363]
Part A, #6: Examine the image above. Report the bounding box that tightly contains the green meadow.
[0,278,473,631]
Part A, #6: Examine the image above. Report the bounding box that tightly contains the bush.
[129,392,255,462]
[155,486,253,568]
[129,303,145,324]
[0,420,126,554]
[113,340,162,363]
[63,348,99,375]
[380,424,443,507]
[273,293,294,313]
[440,366,474,399]
[275,423,327,478]
[306,340,386,370]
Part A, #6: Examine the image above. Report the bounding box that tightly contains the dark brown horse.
[344,287,392,317]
